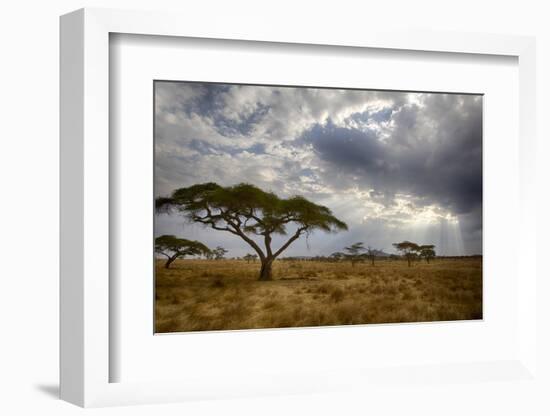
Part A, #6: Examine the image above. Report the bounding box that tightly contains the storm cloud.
[155,81,483,256]
[300,94,482,214]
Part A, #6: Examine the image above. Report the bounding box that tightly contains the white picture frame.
[60,7,538,408]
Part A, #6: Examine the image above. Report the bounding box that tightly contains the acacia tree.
[243,253,258,263]
[419,244,436,263]
[155,235,210,269]
[212,246,228,260]
[330,252,345,262]
[344,242,366,267]
[156,183,347,281]
[392,241,420,267]
[365,246,380,266]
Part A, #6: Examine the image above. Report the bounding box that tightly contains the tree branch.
[229,222,266,261]
[272,226,308,259]
[193,215,239,235]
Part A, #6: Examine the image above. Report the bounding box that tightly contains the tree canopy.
[155,235,210,268]
[419,244,436,263]
[212,246,228,260]
[392,241,420,267]
[243,253,258,263]
[343,242,366,266]
[392,241,436,266]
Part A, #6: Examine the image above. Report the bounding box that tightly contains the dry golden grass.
[155,258,482,333]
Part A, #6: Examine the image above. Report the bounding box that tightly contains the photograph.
[154,81,483,333]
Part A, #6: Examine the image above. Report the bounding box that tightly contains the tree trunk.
[258,258,274,281]
[407,256,411,267]
[165,255,177,269]
[371,257,374,266]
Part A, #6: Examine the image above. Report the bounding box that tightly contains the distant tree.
[364,246,380,266]
[392,241,420,267]
[155,235,210,269]
[419,244,436,263]
[243,253,258,263]
[156,182,347,281]
[212,246,228,260]
[344,242,366,267]
[330,252,345,262]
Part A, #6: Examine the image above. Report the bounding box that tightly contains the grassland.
[155,258,482,333]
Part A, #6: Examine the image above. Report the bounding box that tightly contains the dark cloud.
[300,94,482,220]
[304,120,387,173]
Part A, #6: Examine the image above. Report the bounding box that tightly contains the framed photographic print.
[153,81,483,334]
[60,8,539,408]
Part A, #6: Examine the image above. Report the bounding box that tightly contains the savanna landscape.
[155,256,482,333]
[154,81,483,333]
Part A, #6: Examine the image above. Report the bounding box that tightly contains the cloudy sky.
[154,81,482,257]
